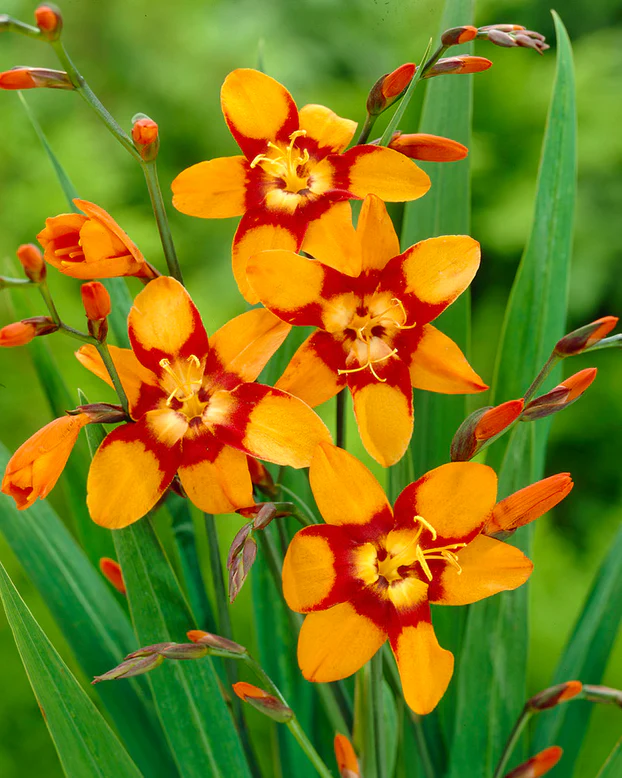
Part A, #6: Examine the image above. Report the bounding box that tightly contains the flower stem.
[522,353,560,404]
[38,277,61,326]
[336,390,347,449]
[419,44,449,78]
[95,340,130,416]
[142,160,183,284]
[371,652,387,778]
[584,333,622,353]
[356,113,376,145]
[492,706,532,778]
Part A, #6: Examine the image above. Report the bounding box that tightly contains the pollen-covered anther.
[159,355,203,406]
[250,130,310,193]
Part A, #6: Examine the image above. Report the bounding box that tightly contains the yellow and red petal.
[221,69,300,161]
[380,236,480,326]
[233,210,303,304]
[397,324,488,394]
[297,601,386,683]
[282,525,359,613]
[171,156,249,219]
[275,331,347,407]
[309,442,393,529]
[301,202,362,276]
[356,194,401,273]
[389,607,454,715]
[348,357,413,467]
[486,473,574,536]
[331,145,431,202]
[428,534,533,606]
[393,462,497,543]
[298,104,357,156]
[87,417,182,529]
[179,429,253,515]
[206,308,291,387]
[128,276,209,376]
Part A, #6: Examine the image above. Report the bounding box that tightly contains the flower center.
[159,355,205,420]
[250,130,311,194]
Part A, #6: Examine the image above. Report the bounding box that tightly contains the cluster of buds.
[232,682,293,723]
[478,24,550,54]
[80,281,111,341]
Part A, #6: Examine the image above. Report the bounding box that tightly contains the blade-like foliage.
[596,740,622,778]
[0,559,144,778]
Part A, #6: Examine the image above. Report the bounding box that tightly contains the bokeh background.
[0,0,620,775]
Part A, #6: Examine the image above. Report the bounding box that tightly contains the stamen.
[187,354,200,367]
[413,514,437,541]
[337,348,397,381]
[158,356,202,407]
[391,298,418,331]
[415,545,433,582]
[441,550,463,574]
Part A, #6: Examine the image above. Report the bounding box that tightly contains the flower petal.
[332,145,430,202]
[283,525,357,613]
[179,431,253,515]
[87,417,181,529]
[486,474,573,535]
[356,194,401,272]
[275,331,347,407]
[298,602,386,682]
[429,534,533,606]
[298,104,357,156]
[379,236,480,325]
[309,442,392,528]
[171,156,249,218]
[221,68,299,161]
[399,324,488,394]
[206,308,291,385]
[348,357,413,467]
[75,199,146,267]
[128,276,209,375]
[393,462,497,543]
[301,202,362,276]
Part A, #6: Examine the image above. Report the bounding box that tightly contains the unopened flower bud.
[232,682,294,723]
[99,557,126,595]
[157,643,209,660]
[35,4,62,39]
[504,746,563,778]
[481,25,549,54]
[486,473,573,537]
[247,455,278,497]
[479,24,526,33]
[73,402,127,424]
[228,528,257,604]
[425,55,492,77]
[16,244,45,283]
[187,630,247,656]
[81,282,111,341]
[441,25,478,46]
[132,115,159,161]
[528,681,583,711]
[451,399,524,461]
[0,317,58,347]
[334,734,361,778]
[522,369,597,421]
[555,316,618,356]
[388,131,468,162]
[487,29,519,47]
[367,63,416,116]
[0,67,72,91]
[92,652,165,684]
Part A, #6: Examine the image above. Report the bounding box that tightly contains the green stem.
[58,323,96,344]
[38,278,61,325]
[0,16,42,38]
[522,353,560,404]
[142,160,183,283]
[419,43,449,78]
[95,340,130,416]
[371,652,387,778]
[0,277,34,289]
[336,390,346,449]
[274,484,318,524]
[492,706,532,778]
[37,279,98,345]
[356,113,376,144]
[584,334,622,353]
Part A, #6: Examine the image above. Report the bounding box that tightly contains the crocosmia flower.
[172,68,431,302]
[77,276,330,528]
[282,443,572,714]
[248,194,486,465]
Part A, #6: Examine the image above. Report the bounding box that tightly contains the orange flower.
[77,276,330,528]
[283,444,572,714]
[248,194,486,465]
[37,199,158,280]
[172,68,431,302]
[2,414,90,509]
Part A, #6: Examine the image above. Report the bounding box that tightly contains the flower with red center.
[77,276,330,528]
[283,443,572,714]
[172,68,431,303]
[248,194,487,465]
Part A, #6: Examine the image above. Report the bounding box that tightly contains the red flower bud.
[504,746,563,778]
[388,132,468,162]
[0,67,72,91]
[17,243,46,282]
[528,680,583,711]
[367,63,416,116]
[425,55,493,77]
[132,116,159,161]
[555,316,618,356]
[99,557,126,595]
[441,25,478,46]
[35,4,63,39]
[233,682,294,723]
[334,734,361,778]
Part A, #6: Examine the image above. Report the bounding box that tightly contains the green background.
[0,0,620,775]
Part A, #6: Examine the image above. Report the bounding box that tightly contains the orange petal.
[309,442,392,527]
[87,418,181,529]
[335,145,430,202]
[298,104,357,155]
[207,308,290,384]
[334,734,361,778]
[486,474,573,535]
[99,558,126,595]
[275,331,346,407]
[393,462,497,542]
[390,616,454,715]
[402,324,488,394]
[301,202,362,276]
[297,602,386,682]
[356,194,400,272]
[171,156,249,218]
[504,746,563,778]
[221,69,299,161]
[429,534,533,606]
[388,132,468,162]
[128,276,209,375]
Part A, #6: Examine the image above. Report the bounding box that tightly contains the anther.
[415,545,433,582]
[413,514,437,541]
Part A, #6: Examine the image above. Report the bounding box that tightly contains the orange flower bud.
[186,630,247,655]
[504,746,563,778]
[232,682,294,723]
[1,414,90,509]
[0,316,58,347]
[99,558,126,595]
[555,316,618,356]
[132,116,160,161]
[522,369,597,421]
[334,734,361,778]
[0,67,72,91]
[38,199,157,280]
[81,281,111,320]
[425,55,493,77]
[367,63,416,116]
[35,4,63,39]
[486,473,573,536]
[528,681,583,711]
[441,25,478,46]
[17,243,46,282]
[388,132,468,162]
[562,368,598,402]
[451,399,523,462]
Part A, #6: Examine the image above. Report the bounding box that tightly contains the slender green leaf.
[114,518,251,778]
[0,442,178,778]
[596,739,622,778]
[0,559,144,778]
[532,525,622,777]
[449,13,576,778]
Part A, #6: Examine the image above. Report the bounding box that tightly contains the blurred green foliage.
[0,0,620,776]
